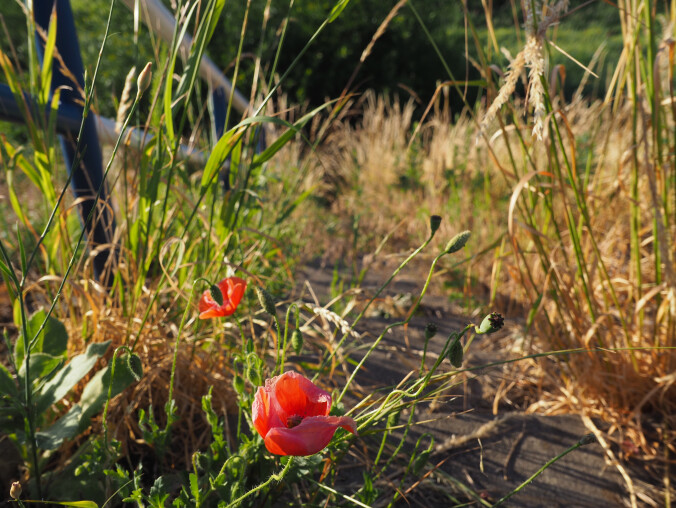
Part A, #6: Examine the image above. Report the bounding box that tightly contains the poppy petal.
[252,385,284,439]
[198,277,247,319]
[272,371,331,421]
[263,415,357,456]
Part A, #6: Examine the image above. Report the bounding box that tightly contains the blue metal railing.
[1,0,257,284]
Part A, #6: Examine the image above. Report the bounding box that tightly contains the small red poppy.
[252,371,357,456]
[198,276,247,319]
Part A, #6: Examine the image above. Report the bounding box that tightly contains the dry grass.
[282,84,675,472]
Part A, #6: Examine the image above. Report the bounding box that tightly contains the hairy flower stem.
[224,457,294,508]
[278,304,299,375]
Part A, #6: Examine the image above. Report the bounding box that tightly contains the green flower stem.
[315,234,435,383]
[169,279,207,404]
[278,304,298,375]
[273,312,284,374]
[102,345,133,450]
[375,404,417,480]
[353,325,473,432]
[5,0,122,494]
[224,457,294,508]
[333,239,441,401]
[493,434,596,507]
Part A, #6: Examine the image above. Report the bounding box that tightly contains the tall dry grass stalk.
[291,15,674,477]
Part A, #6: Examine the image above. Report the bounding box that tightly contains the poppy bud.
[475,312,504,335]
[210,284,224,306]
[413,450,431,475]
[291,329,303,354]
[233,375,245,394]
[413,438,434,475]
[136,62,152,98]
[448,340,463,368]
[579,433,596,446]
[444,230,471,254]
[424,323,437,340]
[10,481,21,500]
[387,409,401,428]
[247,364,262,386]
[430,215,442,235]
[127,353,143,381]
[256,287,276,316]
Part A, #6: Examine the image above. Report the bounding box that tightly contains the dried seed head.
[136,62,152,98]
[10,481,21,500]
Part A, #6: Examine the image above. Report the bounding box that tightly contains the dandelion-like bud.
[256,287,276,316]
[444,230,471,254]
[430,215,442,235]
[291,329,303,354]
[475,312,504,335]
[448,340,463,368]
[10,481,21,500]
[136,62,152,99]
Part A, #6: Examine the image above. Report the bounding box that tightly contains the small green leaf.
[36,341,111,414]
[329,0,351,22]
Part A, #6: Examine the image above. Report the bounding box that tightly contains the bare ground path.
[296,256,656,507]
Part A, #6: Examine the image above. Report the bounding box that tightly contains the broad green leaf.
[163,1,198,144]
[35,404,82,450]
[206,0,226,42]
[36,340,111,414]
[39,5,57,105]
[76,353,137,431]
[201,127,241,188]
[0,363,17,397]
[18,352,63,384]
[21,501,98,508]
[16,309,68,368]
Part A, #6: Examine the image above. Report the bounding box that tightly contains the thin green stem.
[493,434,596,506]
[317,232,436,384]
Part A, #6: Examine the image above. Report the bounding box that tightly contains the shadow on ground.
[296,257,656,507]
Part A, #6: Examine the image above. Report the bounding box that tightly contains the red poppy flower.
[198,276,247,319]
[252,371,358,456]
